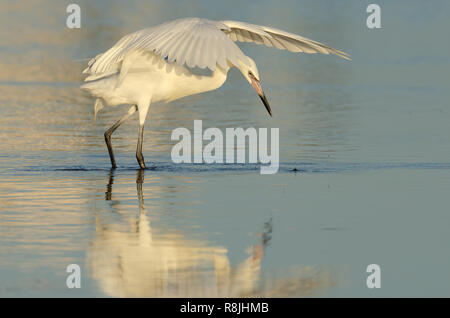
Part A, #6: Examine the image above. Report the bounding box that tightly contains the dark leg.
[105,168,115,201]
[136,123,146,169]
[136,168,144,211]
[104,105,137,168]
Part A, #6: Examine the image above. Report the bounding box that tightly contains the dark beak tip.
[259,94,272,118]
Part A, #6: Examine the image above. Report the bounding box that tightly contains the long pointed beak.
[259,93,272,117]
[250,74,272,117]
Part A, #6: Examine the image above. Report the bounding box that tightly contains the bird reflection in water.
[87,169,336,297]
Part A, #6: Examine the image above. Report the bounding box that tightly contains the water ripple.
[14,161,450,175]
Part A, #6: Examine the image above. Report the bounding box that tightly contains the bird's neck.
[173,66,228,100]
[163,65,230,103]
[194,66,229,94]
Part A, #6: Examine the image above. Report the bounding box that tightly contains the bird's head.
[238,57,272,117]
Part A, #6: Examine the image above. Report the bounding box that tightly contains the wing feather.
[84,18,248,77]
[220,20,350,60]
[83,17,350,81]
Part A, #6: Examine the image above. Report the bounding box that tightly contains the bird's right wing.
[220,20,350,60]
[83,18,250,76]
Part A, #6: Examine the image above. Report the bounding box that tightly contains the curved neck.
[168,66,229,102]
[195,66,229,94]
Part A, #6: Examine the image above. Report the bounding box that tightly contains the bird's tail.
[80,75,114,95]
[80,80,106,121]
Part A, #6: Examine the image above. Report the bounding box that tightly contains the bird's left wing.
[220,20,350,60]
[83,18,250,75]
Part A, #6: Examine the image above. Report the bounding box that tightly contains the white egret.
[81,17,350,169]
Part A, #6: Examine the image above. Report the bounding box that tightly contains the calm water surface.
[1,0,450,297]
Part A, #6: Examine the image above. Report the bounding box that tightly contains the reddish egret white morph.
[81,18,349,169]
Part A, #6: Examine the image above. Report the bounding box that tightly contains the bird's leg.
[136,168,145,212]
[135,102,150,169]
[104,105,137,168]
[136,123,146,169]
[105,168,115,201]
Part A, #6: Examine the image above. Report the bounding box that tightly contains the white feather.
[84,18,249,75]
[220,20,350,60]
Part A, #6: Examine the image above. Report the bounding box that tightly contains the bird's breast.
[112,51,228,104]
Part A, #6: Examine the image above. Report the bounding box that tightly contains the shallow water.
[1,0,450,297]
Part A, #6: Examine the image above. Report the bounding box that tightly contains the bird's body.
[81,17,349,169]
[82,50,228,107]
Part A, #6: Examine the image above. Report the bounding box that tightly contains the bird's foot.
[136,153,146,169]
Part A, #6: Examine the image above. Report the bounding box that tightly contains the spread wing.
[220,20,350,60]
[83,18,350,78]
[83,18,249,75]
